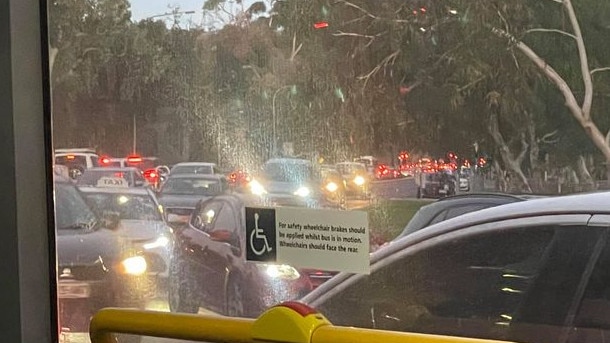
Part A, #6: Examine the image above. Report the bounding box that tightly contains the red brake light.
[99,156,111,165]
[127,155,142,163]
[114,172,124,177]
[66,155,75,160]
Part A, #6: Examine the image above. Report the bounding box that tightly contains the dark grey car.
[303,191,610,343]
[396,193,528,239]
[157,174,229,226]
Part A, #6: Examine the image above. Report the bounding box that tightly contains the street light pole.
[272,85,293,156]
[132,113,136,154]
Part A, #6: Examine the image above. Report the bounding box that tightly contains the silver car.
[303,191,610,343]
[78,186,172,280]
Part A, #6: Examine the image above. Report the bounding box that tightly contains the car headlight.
[249,179,267,195]
[325,182,338,192]
[354,175,366,186]
[257,264,300,280]
[143,236,170,250]
[120,256,147,275]
[294,186,310,197]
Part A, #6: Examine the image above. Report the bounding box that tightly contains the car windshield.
[82,192,162,221]
[336,164,366,175]
[263,162,314,183]
[55,183,97,230]
[161,178,222,196]
[171,165,214,175]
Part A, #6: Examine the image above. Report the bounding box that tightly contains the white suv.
[54,148,100,179]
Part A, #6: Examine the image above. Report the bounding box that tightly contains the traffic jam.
[54,144,610,343]
[53,148,475,329]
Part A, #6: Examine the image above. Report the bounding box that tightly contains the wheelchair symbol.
[249,213,273,256]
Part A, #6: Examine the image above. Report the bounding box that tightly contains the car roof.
[303,191,610,304]
[172,162,216,167]
[336,162,365,166]
[382,191,610,262]
[77,186,151,195]
[55,148,97,154]
[166,173,225,180]
[396,193,529,239]
[436,192,528,202]
[266,158,312,164]
[85,167,140,172]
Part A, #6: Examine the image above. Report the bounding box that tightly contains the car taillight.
[143,169,158,180]
[99,156,111,165]
[127,155,142,164]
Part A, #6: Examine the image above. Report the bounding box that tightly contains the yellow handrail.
[89,308,254,343]
[312,325,507,343]
[90,304,513,343]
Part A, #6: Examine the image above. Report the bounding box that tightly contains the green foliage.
[50,0,610,176]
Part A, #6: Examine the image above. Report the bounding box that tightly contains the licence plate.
[58,281,90,299]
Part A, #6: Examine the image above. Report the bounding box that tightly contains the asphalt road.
[369,176,417,199]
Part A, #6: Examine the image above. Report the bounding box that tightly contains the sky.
[128,0,264,29]
[129,0,205,25]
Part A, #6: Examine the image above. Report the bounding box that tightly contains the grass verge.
[363,199,433,242]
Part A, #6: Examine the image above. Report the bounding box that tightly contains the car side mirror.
[209,229,233,243]
[101,211,120,230]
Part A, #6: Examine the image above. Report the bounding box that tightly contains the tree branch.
[564,0,593,119]
[335,0,410,24]
[524,28,576,40]
[334,0,376,19]
[591,67,610,75]
[357,50,400,88]
[290,32,302,61]
[492,27,583,120]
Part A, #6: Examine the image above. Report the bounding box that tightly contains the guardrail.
[90,301,512,343]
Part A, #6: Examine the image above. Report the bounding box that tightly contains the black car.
[168,195,315,317]
[157,174,229,226]
[415,171,456,198]
[55,181,153,337]
[396,193,528,239]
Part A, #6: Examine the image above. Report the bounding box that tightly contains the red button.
[276,301,318,317]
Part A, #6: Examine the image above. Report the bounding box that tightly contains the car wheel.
[226,278,245,317]
[168,258,199,314]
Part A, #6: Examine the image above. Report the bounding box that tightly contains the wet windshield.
[263,161,315,183]
[55,183,97,230]
[82,192,162,221]
[160,178,223,196]
[48,0,610,341]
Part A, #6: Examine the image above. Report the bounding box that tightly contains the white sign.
[96,177,129,188]
[245,207,369,274]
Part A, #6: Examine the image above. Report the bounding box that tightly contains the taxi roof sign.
[96,177,129,188]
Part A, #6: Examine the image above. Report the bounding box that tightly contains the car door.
[565,215,610,343]
[193,199,241,313]
[311,216,600,343]
[179,199,224,300]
